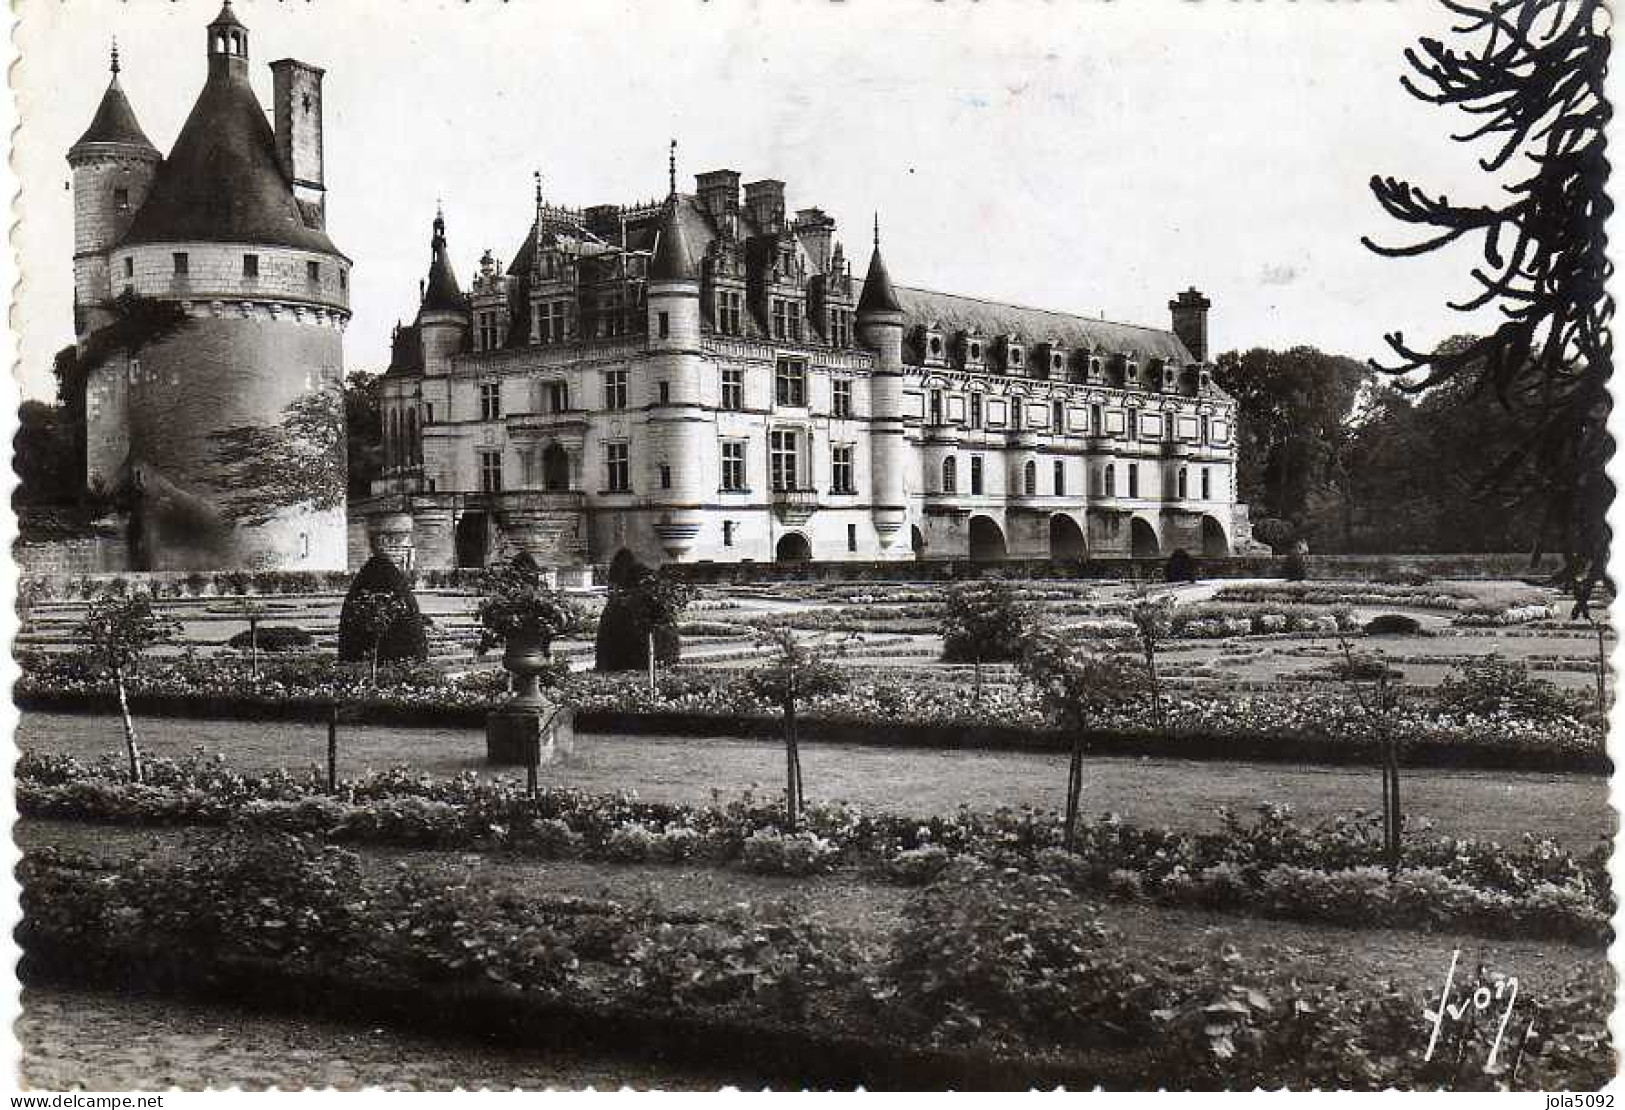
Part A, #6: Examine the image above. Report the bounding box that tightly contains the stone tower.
[70,2,351,571]
[856,218,908,550]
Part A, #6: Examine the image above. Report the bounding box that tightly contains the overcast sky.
[16,0,1499,398]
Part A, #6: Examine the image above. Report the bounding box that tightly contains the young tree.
[744,627,848,831]
[1020,631,1149,851]
[1334,639,1407,878]
[233,597,270,683]
[939,579,1030,698]
[75,585,178,783]
[348,591,417,686]
[1128,594,1177,737]
[1364,0,1611,613]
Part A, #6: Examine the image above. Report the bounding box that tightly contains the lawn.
[18,711,1612,846]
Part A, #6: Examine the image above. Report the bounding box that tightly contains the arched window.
[942,456,957,494]
[1054,460,1065,496]
[1024,460,1037,496]
[1105,463,1116,497]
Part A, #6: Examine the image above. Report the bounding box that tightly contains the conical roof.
[72,71,158,154]
[649,197,697,282]
[420,210,465,313]
[857,242,901,314]
[118,60,342,256]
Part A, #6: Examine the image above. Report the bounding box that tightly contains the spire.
[70,39,158,155]
[857,212,901,314]
[420,205,465,313]
[650,193,696,283]
[668,138,677,198]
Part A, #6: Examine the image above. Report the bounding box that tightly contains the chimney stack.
[743,179,785,235]
[271,59,327,229]
[1169,287,1212,363]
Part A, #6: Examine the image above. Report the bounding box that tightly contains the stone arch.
[542,442,571,491]
[1049,513,1086,560]
[607,547,641,586]
[1201,514,1230,558]
[1130,516,1160,558]
[775,531,812,563]
[968,514,1007,562]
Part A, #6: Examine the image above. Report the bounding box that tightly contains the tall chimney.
[1169,286,1212,362]
[271,59,327,229]
[743,179,785,235]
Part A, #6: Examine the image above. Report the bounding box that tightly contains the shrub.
[1282,551,1308,581]
[940,581,1030,664]
[739,828,839,875]
[227,625,314,652]
[1437,656,1575,722]
[594,558,692,672]
[1165,548,1198,583]
[1364,613,1421,635]
[1375,565,1432,587]
[337,555,427,664]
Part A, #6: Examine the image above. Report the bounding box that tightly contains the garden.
[14,559,1616,1089]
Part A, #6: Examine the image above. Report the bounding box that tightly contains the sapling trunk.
[249,617,260,683]
[1596,621,1608,728]
[326,705,339,794]
[973,648,983,701]
[1064,735,1085,851]
[784,699,799,832]
[115,666,143,784]
[648,629,657,694]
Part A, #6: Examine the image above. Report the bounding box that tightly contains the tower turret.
[67,41,160,337]
[418,207,468,377]
[645,142,707,561]
[857,216,908,549]
[206,0,250,82]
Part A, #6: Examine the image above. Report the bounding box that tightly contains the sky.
[14,0,1503,399]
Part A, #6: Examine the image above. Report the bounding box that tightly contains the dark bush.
[1165,548,1197,583]
[594,557,692,672]
[1282,552,1308,581]
[1374,565,1431,587]
[337,554,427,664]
[940,581,1029,664]
[227,626,314,653]
[1363,613,1421,636]
[1437,656,1575,721]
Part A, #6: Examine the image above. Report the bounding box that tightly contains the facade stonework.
[362,169,1255,571]
[67,3,349,571]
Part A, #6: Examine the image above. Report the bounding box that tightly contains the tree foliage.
[14,400,81,507]
[1364,0,1611,610]
[74,584,178,783]
[940,580,1031,664]
[336,554,426,665]
[344,370,384,497]
[207,381,347,526]
[594,557,693,671]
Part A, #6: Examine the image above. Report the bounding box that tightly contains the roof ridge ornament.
[668,138,677,199]
[110,36,119,75]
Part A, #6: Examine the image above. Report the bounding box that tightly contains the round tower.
[68,41,161,338]
[417,206,468,377]
[643,149,706,561]
[857,217,909,551]
[100,1,352,571]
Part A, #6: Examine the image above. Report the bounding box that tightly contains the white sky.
[15,0,1500,399]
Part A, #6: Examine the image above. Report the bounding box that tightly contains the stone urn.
[503,631,551,709]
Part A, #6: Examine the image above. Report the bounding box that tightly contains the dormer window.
[1000,336,1025,374]
[1123,357,1141,389]
[919,323,947,367]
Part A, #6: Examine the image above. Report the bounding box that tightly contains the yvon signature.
[1423,949,1535,1076]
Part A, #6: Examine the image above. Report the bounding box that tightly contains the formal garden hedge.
[16,821,1612,1088]
[16,749,1612,944]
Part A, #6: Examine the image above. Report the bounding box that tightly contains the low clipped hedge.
[226,626,314,652]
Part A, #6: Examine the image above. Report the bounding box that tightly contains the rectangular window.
[660,463,672,490]
[123,257,134,278]
[546,380,569,412]
[969,393,983,429]
[172,252,189,276]
[340,269,348,291]
[788,300,803,342]
[772,299,788,341]
[425,403,434,424]
[832,378,852,419]
[721,367,744,411]
[1201,415,1211,444]
[828,308,850,347]
[721,441,747,491]
[604,369,629,410]
[970,455,984,496]
[831,444,855,494]
[658,311,670,339]
[929,390,944,425]
[717,290,743,336]
[1201,468,1211,500]
[774,358,807,407]
[1054,460,1066,496]
[658,381,670,405]
[114,187,129,210]
[847,523,858,552]
[1091,404,1103,436]
[769,429,800,492]
[242,254,259,279]
[605,442,630,492]
[306,260,321,283]
[723,520,735,547]
[479,382,502,422]
[479,449,503,493]
[1128,463,1139,498]
[1127,410,1138,441]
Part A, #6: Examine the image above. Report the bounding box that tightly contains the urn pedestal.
[485,635,576,766]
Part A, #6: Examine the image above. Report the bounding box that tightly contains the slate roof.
[119,62,343,256]
[649,199,698,282]
[420,213,465,313]
[856,244,901,314]
[71,73,158,153]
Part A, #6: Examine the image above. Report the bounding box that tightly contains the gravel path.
[18,712,1612,846]
[17,986,755,1091]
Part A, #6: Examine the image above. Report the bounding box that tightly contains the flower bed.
[17,827,1612,1089]
[16,751,1612,944]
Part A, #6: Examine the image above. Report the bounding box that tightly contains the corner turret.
[418,206,468,377]
[857,216,908,548]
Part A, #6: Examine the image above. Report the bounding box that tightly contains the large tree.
[14,400,81,507]
[344,370,384,497]
[1212,346,1371,541]
[1364,0,1610,611]
[207,380,347,525]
